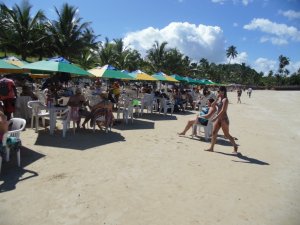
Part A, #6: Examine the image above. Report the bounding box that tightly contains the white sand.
[0,90,300,225]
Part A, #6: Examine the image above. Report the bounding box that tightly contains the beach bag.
[0,80,9,96]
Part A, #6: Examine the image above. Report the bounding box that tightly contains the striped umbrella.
[152,72,178,82]
[129,70,158,81]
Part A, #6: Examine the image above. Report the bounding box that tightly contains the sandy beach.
[1,90,300,225]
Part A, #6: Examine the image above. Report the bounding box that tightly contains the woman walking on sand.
[205,86,238,154]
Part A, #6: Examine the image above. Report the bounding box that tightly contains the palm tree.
[146,41,168,72]
[278,55,290,76]
[47,3,92,61]
[112,38,130,69]
[0,0,46,60]
[199,58,210,78]
[97,37,117,66]
[226,45,238,64]
[164,48,190,75]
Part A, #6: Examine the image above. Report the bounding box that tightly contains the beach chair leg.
[17,148,21,167]
[35,116,39,133]
[42,117,46,128]
[31,115,34,129]
[5,146,10,162]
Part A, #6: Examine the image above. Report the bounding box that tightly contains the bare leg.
[178,119,195,135]
[205,121,221,152]
[221,122,238,153]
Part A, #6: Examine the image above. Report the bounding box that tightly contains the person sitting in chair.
[67,88,89,128]
[81,92,114,130]
[178,98,216,136]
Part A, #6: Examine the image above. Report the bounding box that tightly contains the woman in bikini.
[205,86,238,154]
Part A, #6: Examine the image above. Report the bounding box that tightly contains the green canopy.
[152,72,179,82]
[22,59,92,76]
[184,76,198,84]
[205,79,217,85]
[195,79,207,85]
[171,74,186,82]
[0,59,25,73]
[88,65,134,79]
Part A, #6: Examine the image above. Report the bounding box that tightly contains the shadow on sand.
[0,146,44,192]
[214,151,270,165]
[134,113,177,121]
[35,129,126,150]
[113,119,155,130]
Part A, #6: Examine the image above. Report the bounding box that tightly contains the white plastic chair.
[159,98,174,116]
[36,90,47,105]
[0,118,26,173]
[192,119,213,141]
[60,106,78,138]
[58,96,70,106]
[27,100,49,133]
[141,93,154,115]
[117,97,134,124]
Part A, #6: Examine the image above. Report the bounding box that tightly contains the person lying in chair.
[178,98,216,136]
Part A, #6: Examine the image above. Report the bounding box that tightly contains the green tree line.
[1,0,299,86]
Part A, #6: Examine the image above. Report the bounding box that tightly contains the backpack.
[0,80,9,96]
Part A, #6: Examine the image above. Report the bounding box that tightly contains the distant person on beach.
[178,98,216,136]
[237,88,242,104]
[205,86,238,154]
[248,87,252,98]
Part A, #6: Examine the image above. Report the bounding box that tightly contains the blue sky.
[4,0,300,74]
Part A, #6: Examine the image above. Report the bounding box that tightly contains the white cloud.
[244,18,300,45]
[240,0,253,6]
[287,61,300,74]
[123,22,226,63]
[279,10,300,20]
[233,22,238,27]
[228,51,248,64]
[211,0,226,4]
[211,0,253,5]
[253,58,277,75]
[260,36,288,45]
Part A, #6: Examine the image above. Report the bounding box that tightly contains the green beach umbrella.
[205,79,217,85]
[195,79,207,85]
[152,72,179,82]
[0,59,26,73]
[88,65,134,79]
[184,76,198,84]
[22,57,92,76]
[171,74,186,83]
